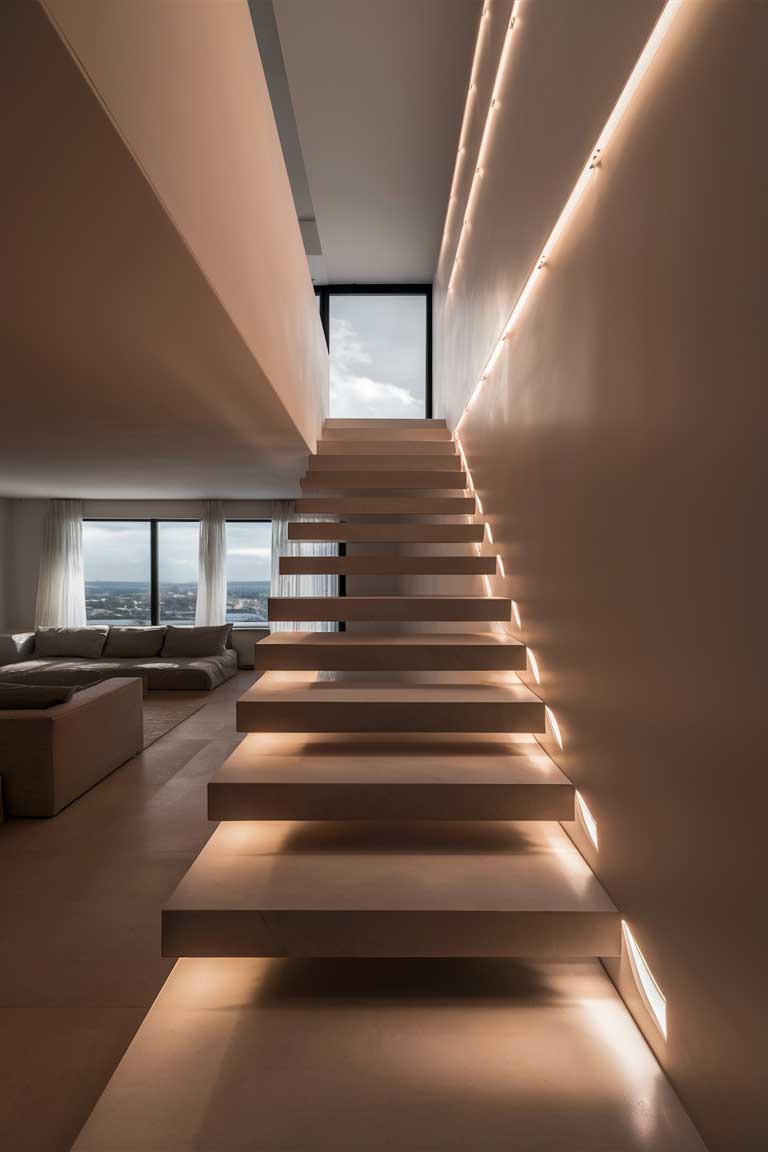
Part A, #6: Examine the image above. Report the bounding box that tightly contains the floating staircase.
[163,418,620,960]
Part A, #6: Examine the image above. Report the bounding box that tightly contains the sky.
[82,520,272,584]
[329,294,426,419]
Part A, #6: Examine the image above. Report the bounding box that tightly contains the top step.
[324,419,446,429]
[323,426,452,443]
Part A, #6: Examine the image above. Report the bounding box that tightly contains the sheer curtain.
[271,500,338,633]
[195,501,227,625]
[34,499,87,627]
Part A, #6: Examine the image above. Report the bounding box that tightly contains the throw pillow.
[34,627,108,659]
[103,626,166,658]
[161,625,229,658]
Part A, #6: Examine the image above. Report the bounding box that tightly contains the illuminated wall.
[434,2,767,1149]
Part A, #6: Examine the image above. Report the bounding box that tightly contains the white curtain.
[34,499,87,627]
[271,500,338,633]
[195,500,227,625]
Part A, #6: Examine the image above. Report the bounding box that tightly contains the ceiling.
[265,0,482,284]
[0,0,310,500]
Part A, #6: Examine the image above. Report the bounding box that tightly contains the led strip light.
[436,4,492,271]
[446,0,523,298]
[456,0,683,431]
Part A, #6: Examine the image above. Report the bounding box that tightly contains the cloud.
[330,315,420,419]
[227,547,271,558]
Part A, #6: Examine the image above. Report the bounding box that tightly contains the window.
[83,521,152,625]
[226,521,271,624]
[83,519,271,627]
[323,289,430,419]
[158,521,198,623]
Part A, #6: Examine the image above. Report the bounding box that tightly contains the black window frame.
[83,517,271,628]
[313,283,433,417]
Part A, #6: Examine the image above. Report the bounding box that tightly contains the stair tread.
[258,631,523,650]
[279,555,496,575]
[164,820,617,914]
[267,596,512,622]
[301,471,467,489]
[211,731,569,787]
[310,455,462,470]
[240,670,538,706]
[287,522,483,541]
[324,419,446,428]
[295,496,476,513]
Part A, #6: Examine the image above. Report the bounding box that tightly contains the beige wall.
[42,0,326,451]
[0,500,10,629]
[434,2,766,1149]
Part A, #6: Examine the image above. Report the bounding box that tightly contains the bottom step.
[162,821,619,959]
[72,957,706,1152]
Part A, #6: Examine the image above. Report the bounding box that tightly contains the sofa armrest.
[0,632,35,665]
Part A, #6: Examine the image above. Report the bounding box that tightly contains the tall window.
[226,521,271,623]
[328,292,429,419]
[83,519,270,627]
[158,521,198,623]
[83,521,151,625]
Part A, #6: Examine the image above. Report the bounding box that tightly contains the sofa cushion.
[0,667,105,688]
[0,633,36,665]
[0,683,76,709]
[161,625,229,658]
[143,649,238,690]
[35,627,109,659]
[104,626,166,658]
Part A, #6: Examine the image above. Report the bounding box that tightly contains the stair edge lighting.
[455,0,683,433]
[622,921,668,1039]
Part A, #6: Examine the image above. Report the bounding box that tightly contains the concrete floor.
[0,672,256,1152]
[0,670,706,1152]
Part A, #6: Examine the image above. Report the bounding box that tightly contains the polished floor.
[0,670,705,1152]
[0,672,256,1152]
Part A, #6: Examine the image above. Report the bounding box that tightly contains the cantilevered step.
[324,418,446,429]
[162,820,620,958]
[236,671,542,732]
[295,495,477,515]
[323,425,452,442]
[280,554,496,576]
[208,732,572,821]
[309,455,462,472]
[253,631,524,671]
[268,596,511,622]
[301,470,467,490]
[316,439,457,455]
[287,522,483,543]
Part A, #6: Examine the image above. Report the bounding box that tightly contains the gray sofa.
[0,625,239,692]
[0,677,143,817]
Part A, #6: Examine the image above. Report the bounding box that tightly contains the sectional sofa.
[0,625,239,692]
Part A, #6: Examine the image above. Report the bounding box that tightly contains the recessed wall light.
[575,790,598,849]
[544,704,563,749]
[622,921,668,1039]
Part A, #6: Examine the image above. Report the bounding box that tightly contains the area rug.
[141,695,209,749]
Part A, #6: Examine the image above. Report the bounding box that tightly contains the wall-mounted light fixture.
[456,0,683,431]
[575,790,599,849]
[544,704,563,750]
[622,921,668,1039]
